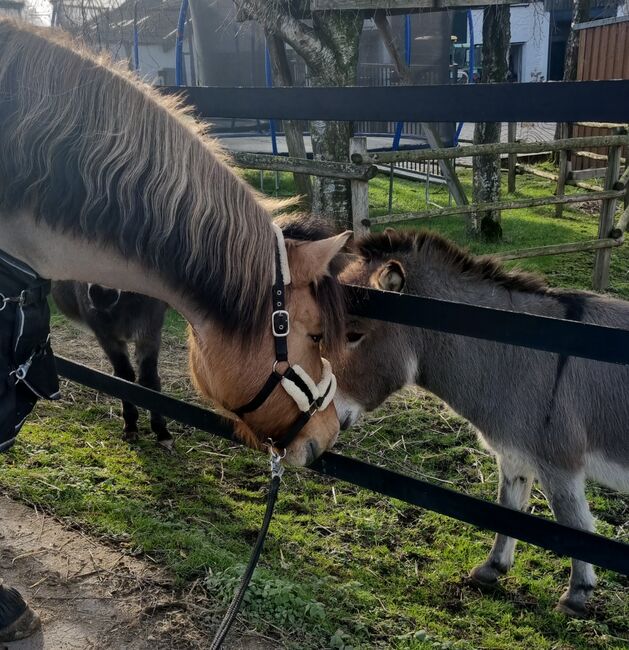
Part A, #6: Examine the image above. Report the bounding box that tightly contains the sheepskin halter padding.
[281,358,336,414]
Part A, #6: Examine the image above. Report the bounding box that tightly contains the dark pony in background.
[52,282,172,448]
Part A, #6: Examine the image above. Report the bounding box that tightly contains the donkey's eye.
[347,332,365,345]
[309,334,323,344]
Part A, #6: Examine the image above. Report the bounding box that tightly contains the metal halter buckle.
[272,310,290,337]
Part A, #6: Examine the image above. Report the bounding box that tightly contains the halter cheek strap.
[233,225,337,450]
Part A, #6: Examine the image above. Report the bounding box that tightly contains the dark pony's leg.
[135,336,172,450]
[95,334,140,441]
[0,582,40,642]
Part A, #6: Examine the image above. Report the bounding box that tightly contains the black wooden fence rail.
[53,282,629,576]
[54,356,629,576]
[52,81,629,577]
[161,80,629,123]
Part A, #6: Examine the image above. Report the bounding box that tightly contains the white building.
[0,0,24,18]
[470,2,550,83]
[56,0,193,85]
[466,1,622,82]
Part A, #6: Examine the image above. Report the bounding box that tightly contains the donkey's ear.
[287,231,353,286]
[374,260,405,292]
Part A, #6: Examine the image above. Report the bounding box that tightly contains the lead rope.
[209,446,285,650]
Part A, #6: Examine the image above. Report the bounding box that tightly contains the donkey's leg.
[96,335,140,441]
[135,337,172,450]
[470,454,534,585]
[539,470,596,617]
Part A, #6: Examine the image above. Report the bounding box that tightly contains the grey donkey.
[52,282,173,450]
[332,229,629,617]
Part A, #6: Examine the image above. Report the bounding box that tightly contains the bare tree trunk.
[472,5,510,241]
[309,119,355,225]
[564,0,591,82]
[306,11,362,229]
[231,1,362,229]
[554,0,591,142]
[266,35,312,204]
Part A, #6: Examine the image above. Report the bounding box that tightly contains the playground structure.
[172,1,468,201]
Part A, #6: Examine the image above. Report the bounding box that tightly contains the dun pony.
[0,18,349,464]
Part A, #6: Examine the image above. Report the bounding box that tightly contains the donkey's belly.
[585,452,629,493]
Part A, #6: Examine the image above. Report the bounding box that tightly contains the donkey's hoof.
[158,437,174,453]
[0,585,41,642]
[556,594,588,618]
[469,562,503,587]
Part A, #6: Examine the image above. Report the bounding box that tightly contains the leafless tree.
[472,4,510,241]
[189,0,363,228]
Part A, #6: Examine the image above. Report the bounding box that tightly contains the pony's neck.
[0,212,205,328]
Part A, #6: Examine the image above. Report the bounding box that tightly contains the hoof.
[469,562,504,587]
[122,428,139,443]
[556,594,588,618]
[0,585,41,643]
[158,437,174,453]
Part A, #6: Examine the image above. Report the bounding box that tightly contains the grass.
[1,167,628,649]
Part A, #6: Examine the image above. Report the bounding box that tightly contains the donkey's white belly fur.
[585,452,629,492]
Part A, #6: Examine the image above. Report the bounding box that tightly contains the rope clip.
[267,440,286,480]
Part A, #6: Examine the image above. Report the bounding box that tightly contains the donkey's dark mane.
[0,19,277,337]
[358,230,550,294]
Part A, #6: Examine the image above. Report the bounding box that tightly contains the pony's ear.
[373,260,405,292]
[287,231,353,286]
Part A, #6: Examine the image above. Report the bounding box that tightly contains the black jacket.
[0,250,59,452]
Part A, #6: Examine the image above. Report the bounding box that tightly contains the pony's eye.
[309,334,323,344]
[347,332,365,345]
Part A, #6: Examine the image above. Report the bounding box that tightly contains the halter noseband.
[233,225,336,450]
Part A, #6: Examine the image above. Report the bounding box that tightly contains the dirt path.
[0,496,274,650]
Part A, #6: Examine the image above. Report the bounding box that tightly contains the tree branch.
[374,10,411,84]
[233,0,335,72]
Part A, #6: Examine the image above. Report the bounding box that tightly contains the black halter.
[233,235,334,450]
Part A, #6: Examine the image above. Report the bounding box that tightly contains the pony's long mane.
[0,19,276,336]
[357,229,549,294]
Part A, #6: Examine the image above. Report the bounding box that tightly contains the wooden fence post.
[555,123,570,218]
[593,128,625,291]
[507,122,517,194]
[350,137,370,235]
